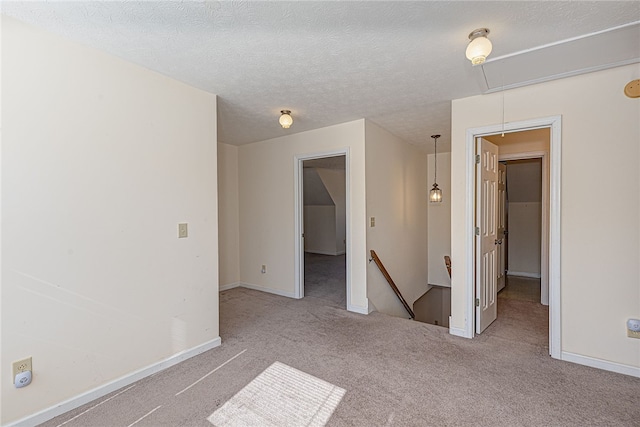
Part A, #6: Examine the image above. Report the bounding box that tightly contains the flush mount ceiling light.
[279,110,293,129]
[466,28,492,65]
[429,134,443,203]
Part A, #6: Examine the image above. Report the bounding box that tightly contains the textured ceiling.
[2,1,639,152]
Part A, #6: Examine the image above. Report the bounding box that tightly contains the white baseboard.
[7,338,222,427]
[225,282,367,315]
[506,271,541,279]
[449,321,471,339]
[562,351,640,378]
[219,282,241,291]
[304,250,344,256]
[238,282,297,299]
[347,304,369,315]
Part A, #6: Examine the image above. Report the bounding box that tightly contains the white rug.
[208,361,346,427]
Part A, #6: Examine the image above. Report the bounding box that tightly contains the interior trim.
[459,115,562,359]
[562,352,640,378]
[5,338,222,427]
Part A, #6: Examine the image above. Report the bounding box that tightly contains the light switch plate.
[178,223,188,238]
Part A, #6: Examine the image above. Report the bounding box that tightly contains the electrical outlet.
[178,223,188,238]
[12,357,32,379]
[370,217,375,227]
[627,319,640,338]
[628,330,640,339]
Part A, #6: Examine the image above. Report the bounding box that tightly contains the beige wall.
[506,159,543,277]
[365,121,428,318]
[451,64,640,368]
[508,202,542,277]
[303,168,347,256]
[237,120,368,311]
[2,16,219,424]
[427,152,452,287]
[304,205,338,254]
[218,143,241,287]
[316,168,347,254]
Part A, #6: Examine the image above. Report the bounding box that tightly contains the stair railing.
[369,250,415,319]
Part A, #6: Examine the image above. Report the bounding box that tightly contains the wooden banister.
[370,250,415,319]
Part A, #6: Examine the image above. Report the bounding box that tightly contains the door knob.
[495,239,503,245]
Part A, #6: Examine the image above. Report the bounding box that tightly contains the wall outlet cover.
[12,357,32,378]
[628,330,640,339]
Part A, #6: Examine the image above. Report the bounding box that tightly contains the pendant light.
[429,134,443,203]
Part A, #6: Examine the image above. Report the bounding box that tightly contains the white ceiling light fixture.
[466,28,492,65]
[429,134,443,203]
[279,110,293,129]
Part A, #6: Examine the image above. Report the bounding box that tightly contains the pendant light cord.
[434,138,437,183]
[431,134,440,184]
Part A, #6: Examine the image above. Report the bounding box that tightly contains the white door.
[497,162,507,292]
[476,138,499,333]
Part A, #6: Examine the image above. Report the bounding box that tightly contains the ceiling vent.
[476,21,640,93]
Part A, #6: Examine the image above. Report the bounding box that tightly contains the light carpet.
[42,287,639,426]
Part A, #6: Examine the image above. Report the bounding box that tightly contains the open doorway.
[295,153,348,309]
[486,152,548,348]
[500,158,543,301]
[465,116,561,358]
[476,131,548,333]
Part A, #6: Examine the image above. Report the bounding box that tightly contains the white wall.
[451,64,640,369]
[427,152,451,287]
[302,167,346,256]
[506,159,542,277]
[237,120,368,311]
[1,17,219,424]
[507,202,541,277]
[218,143,240,288]
[316,168,347,254]
[304,205,338,254]
[365,121,428,318]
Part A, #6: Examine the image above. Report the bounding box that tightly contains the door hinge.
[475,227,480,236]
[475,298,480,307]
[475,154,480,164]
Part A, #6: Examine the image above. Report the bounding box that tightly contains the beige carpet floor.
[303,252,346,309]
[41,286,639,426]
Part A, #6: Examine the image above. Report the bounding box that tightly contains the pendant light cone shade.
[466,28,492,65]
[429,134,443,203]
[279,110,293,129]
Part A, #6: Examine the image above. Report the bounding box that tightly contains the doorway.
[302,156,347,308]
[464,116,561,359]
[477,148,549,347]
[294,151,350,309]
[500,158,544,302]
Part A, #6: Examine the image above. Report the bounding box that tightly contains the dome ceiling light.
[466,28,493,65]
[279,110,293,129]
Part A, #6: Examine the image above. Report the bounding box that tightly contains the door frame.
[464,116,561,358]
[499,151,549,306]
[294,149,351,306]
